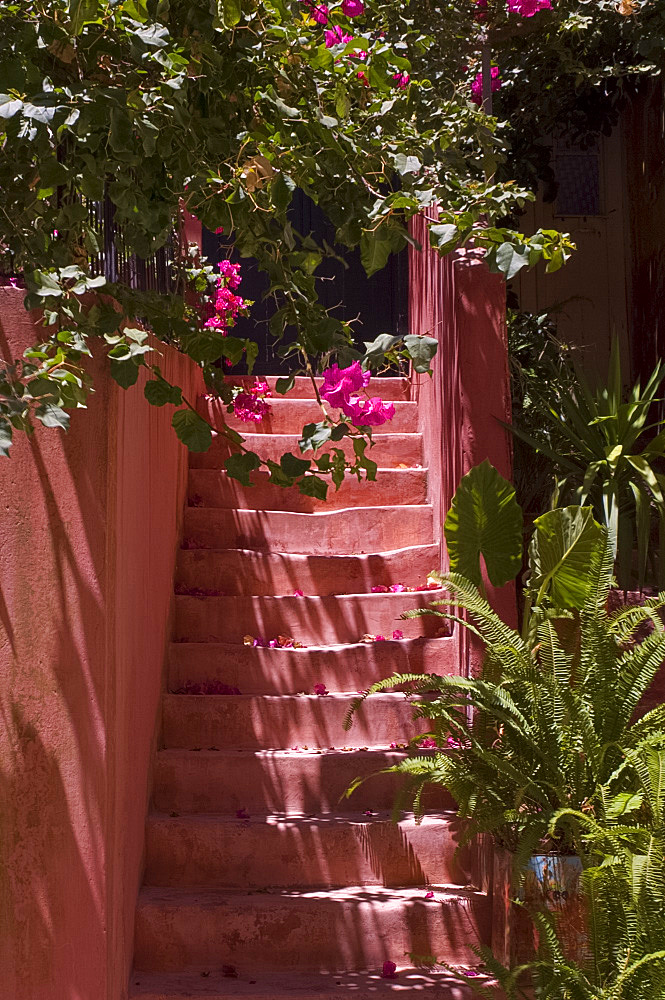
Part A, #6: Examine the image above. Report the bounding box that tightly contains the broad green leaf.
[68,0,101,34]
[360,229,392,278]
[404,334,438,374]
[144,379,182,407]
[298,475,328,500]
[35,403,70,430]
[280,452,311,478]
[221,0,242,23]
[529,505,603,608]
[494,242,530,280]
[0,95,23,119]
[429,223,458,254]
[172,408,212,452]
[444,459,524,587]
[299,422,332,453]
[224,450,260,484]
[110,358,140,388]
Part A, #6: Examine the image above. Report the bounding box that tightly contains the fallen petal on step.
[293,589,304,597]
[382,961,398,979]
[392,629,404,640]
[424,891,435,900]
[313,683,330,696]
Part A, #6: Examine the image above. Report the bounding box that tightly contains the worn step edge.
[168,635,458,695]
[175,544,438,597]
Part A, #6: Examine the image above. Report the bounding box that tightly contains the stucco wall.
[0,287,205,1000]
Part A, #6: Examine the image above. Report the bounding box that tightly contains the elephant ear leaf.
[529,505,604,608]
[444,459,523,587]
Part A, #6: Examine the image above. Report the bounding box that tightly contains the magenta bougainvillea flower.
[392,72,410,89]
[293,589,305,597]
[392,629,404,641]
[320,361,370,409]
[419,736,438,749]
[313,682,330,696]
[508,0,552,15]
[461,969,480,978]
[301,0,329,23]
[424,890,435,900]
[470,65,501,105]
[343,395,396,426]
[325,25,353,46]
[382,961,398,979]
[232,378,272,423]
[341,0,364,15]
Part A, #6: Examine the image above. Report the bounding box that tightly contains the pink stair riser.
[133,885,490,974]
[143,812,476,890]
[188,469,428,512]
[182,505,435,555]
[198,398,418,435]
[153,749,455,815]
[161,693,430,751]
[201,376,411,401]
[168,637,458,696]
[190,433,423,471]
[175,545,439,597]
[173,592,450,646]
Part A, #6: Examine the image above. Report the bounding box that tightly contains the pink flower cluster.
[471,65,501,105]
[204,260,248,334]
[392,72,410,89]
[508,0,552,15]
[232,379,272,423]
[325,25,353,46]
[371,581,440,593]
[244,634,306,648]
[320,361,395,427]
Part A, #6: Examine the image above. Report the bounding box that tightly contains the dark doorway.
[202,191,408,375]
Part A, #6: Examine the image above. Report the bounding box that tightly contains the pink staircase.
[130,377,491,998]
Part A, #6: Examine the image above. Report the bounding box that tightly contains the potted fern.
[344,462,665,963]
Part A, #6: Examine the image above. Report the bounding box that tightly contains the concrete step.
[173,591,448,646]
[182,505,435,555]
[144,812,477,890]
[190,433,423,471]
[168,637,458,696]
[153,748,455,815]
[133,885,490,973]
[175,545,439,597]
[129,968,492,999]
[188,469,428,512]
[199,398,418,435]
[209,376,411,401]
[162,692,429,751]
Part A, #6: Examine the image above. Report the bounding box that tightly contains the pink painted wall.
[409,220,516,650]
[0,287,204,1000]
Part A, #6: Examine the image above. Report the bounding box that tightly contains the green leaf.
[110,359,140,388]
[298,475,328,500]
[68,0,101,34]
[172,409,213,453]
[444,459,524,588]
[34,404,70,431]
[429,223,458,254]
[360,229,392,278]
[404,334,438,374]
[225,450,261,485]
[220,0,242,25]
[0,419,13,457]
[493,242,530,280]
[299,422,332,452]
[144,379,182,407]
[275,374,295,395]
[529,505,604,608]
[0,95,23,119]
[271,172,295,214]
[280,452,311,478]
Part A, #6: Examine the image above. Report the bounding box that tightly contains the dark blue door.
[202,192,408,375]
